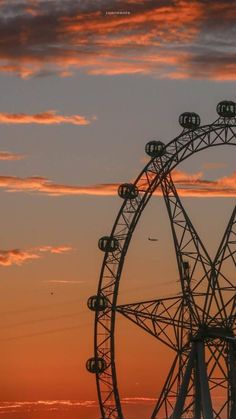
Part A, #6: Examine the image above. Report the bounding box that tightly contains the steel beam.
[171,343,196,419]
[196,341,214,419]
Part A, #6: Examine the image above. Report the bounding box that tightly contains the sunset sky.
[0,1,235,418]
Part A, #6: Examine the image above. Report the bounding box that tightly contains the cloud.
[0,110,94,125]
[0,396,225,414]
[0,151,26,160]
[0,245,73,267]
[37,245,73,254]
[122,396,156,404]
[0,170,234,197]
[172,170,236,197]
[0,0,236,79]
[0,249,40,266]
[0,400,96,414]
[46,280,84,284]
[0,175,118,196]
[202,162,227,170]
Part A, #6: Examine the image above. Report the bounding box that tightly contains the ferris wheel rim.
[93,119,236,419]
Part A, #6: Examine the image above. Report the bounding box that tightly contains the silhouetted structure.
[87,101,236,418]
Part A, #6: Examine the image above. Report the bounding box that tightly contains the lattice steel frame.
[93,113,236,418]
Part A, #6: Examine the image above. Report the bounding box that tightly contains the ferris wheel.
[86,101,236,419]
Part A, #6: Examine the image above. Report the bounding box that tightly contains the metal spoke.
[117,297,192,351]
[160,172,212,326]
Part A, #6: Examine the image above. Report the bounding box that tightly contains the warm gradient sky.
[0,1,235,418]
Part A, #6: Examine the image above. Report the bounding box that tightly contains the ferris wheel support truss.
[87,103,236,419]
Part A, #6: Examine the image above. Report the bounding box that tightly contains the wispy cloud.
[46,280,84,284]
[0,110,94,125]
[0,245,73,267]
[121,395,225,405]
[0,170,234,197]
[122,396,156,404]
[37,245,73,254]
[172,170,236,197]
[0,400,96,414]
[0,396,225,414]
[202,162,227,170]
[0,175,118,196]
[0,1,236,79]
[0,151,26,160]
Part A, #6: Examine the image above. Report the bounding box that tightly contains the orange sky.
[0,1,235,418]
